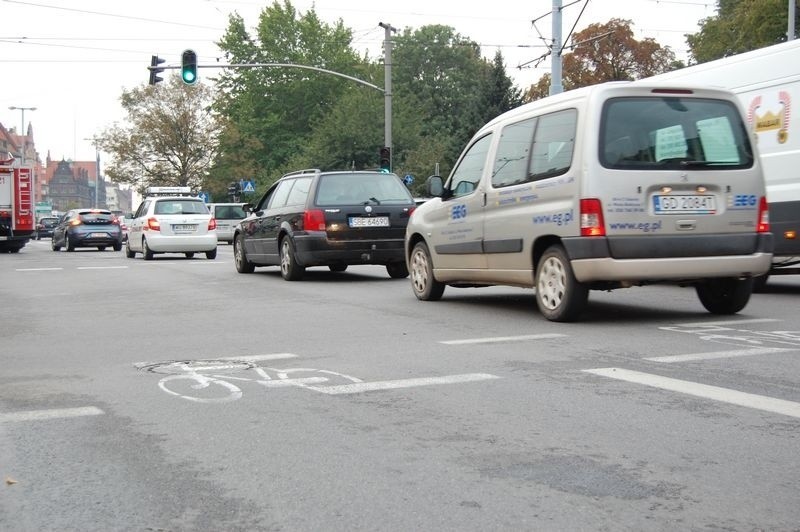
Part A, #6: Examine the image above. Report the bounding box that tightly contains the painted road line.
[16,267,63,272]
[134,353,298,369]
[440,334,566,345]
[218,353,299,362]
[309,373,500,395]
[77,266,129,270]
[645,347,796,363]
[0,406,104,424]
[583,367,800,419]
[671,318,780,327]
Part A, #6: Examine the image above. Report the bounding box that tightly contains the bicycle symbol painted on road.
[135,354,499,403]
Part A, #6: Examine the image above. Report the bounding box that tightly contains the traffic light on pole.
[181,49,198,85]
[379,146,391,172]
[148,55,165,85]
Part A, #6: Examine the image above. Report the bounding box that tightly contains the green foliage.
[687,0,799,63]
[213,0,370,187]
[525,18,677,101]
[95,75,220,193]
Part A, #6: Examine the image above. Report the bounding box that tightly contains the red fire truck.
[0,155,34,253]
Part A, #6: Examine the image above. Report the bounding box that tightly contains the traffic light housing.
[379,146,391,172]
[148,55,165,85]
[181,49,198,85]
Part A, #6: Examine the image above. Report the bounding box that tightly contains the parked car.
[51,209,124,252]
[234,169,416,280]
[35,217,59,240]
[126,187,217,260]
[207,203,247,244]
[405,81,771,322]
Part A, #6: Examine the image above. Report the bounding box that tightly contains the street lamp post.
[84,138,100,209]
[8,105,37,203]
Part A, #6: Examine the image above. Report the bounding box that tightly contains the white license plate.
[90,232,108,238]
[173,224,197,232]
[348,216,390,228]
[653,195,716,214]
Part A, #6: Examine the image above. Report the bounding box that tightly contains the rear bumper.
[145,233,217,252]
[293,234,406,266]
[566,233,773,282]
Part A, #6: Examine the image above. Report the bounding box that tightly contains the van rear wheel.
[535,244,588,322]
[696,277,753,314]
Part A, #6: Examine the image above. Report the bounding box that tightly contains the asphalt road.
[2,240,799,531]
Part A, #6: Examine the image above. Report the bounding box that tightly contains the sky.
[0,0,715,166]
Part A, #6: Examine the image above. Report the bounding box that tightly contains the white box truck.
[643,40,800,287]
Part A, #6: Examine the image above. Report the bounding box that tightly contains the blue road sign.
[403,174,414,186]
[241,180,256,194]
[197,191,210,203]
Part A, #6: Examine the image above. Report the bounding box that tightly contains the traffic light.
[148,55,165,85]
[181,49,198,85]
[379,146,391,172]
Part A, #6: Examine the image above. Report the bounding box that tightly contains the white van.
[405,82,772,322]
[207,203,247,244]
[642,40,800,287]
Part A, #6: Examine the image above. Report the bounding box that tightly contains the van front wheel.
[696,277,753,314]
[535,245,588,322]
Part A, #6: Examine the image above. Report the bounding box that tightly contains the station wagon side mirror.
[425,175,444,198]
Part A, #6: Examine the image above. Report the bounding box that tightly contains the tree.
[525,18,677,101]
[96,75,220,192]
[213,0,371,187]
[687,0,799,63]
[391,25,522,177]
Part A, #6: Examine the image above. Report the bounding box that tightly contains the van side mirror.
[425,175,444,197]
[243,203,254,213]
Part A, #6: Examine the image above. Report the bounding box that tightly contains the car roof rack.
[144,186,194,197]
[281,169,321,179]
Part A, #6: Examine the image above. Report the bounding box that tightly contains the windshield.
[315,173,414,207]
[213,205,246,219]
[600,96,754,170]
[154,200,209,215]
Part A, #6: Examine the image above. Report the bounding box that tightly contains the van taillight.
[580,198,605,237]
[303,209,326,231]
[757,196,770,233]
[146,217,161,231]
[208,218,217,230]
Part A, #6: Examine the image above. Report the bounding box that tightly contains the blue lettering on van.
[608,220,663,233]
[729,194,757,209]
[532,209,574,226]
[451,204,468,220]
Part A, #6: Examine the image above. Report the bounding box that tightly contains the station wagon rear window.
[600,97,753,170]
[315,173,414,206]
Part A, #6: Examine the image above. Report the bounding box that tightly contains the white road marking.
[309,373,500,395]
[440,333,566,345]
[16,267,63,271]
[0,406,104,423]
[583,367,800,419]
[217,353,299,362]
[671,318,780,327]
[77,266,129,270]
[645,347,796,363]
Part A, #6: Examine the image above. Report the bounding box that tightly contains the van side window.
[448,134,492,198]
[530,109,577,180]
[492,118,536,188]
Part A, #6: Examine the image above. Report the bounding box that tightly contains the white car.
[126,188,217,260]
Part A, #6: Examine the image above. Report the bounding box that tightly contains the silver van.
[208,203,247,244]
[405,82,773,321]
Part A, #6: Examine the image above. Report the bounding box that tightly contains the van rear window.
[600,97,754,170]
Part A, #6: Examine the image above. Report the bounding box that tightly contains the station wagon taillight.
[146,217,161,231]
[303,209,326,231]
[757,196,770,233]
[208,218,217,230]
[580,198,605,237]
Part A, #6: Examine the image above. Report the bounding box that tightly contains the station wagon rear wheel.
[696,277,753,314]
[410,241,444,301]
[386,262,409,279]
[234,234,255,273]
[280,237,304,281]
[535,244,588,322]
[142,238,154,260]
